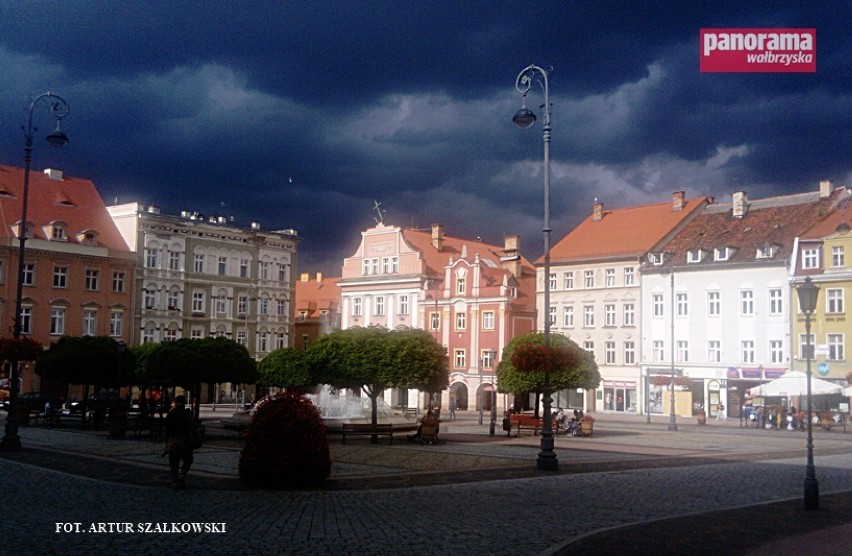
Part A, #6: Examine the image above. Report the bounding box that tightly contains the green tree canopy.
[495,332,601,395]
[308,326,448,426]
[144,337,258,388]
[257,348,313,389]
[35,336,135,387]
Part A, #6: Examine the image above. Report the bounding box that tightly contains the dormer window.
[714,247,733,261]
[687,249,704,263]
[49,222,68,241]
[13,220,34,239]
[756,243,778,260]
[76,229,99,246]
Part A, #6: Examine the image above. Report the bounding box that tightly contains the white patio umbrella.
[748,371,842,397]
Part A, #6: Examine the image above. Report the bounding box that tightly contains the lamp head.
[513,107,536,129]
[797,276,819,314]
[45,121,69,148]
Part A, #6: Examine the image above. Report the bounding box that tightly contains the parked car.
[62,392,129,415]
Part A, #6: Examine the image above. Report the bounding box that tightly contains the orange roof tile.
[295,276,341,319]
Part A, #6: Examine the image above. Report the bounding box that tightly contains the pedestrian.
[716,402,726,421]
[164,395,195,489]
[449,398,457,420]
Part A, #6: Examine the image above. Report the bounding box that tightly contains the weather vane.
[373,200,386,224]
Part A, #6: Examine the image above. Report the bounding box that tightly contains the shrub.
[239,392,331,488]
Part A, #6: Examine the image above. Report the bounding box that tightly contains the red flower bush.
[239,392,331,488]
[510,342,579,374]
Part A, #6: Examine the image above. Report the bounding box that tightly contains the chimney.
[672,191,685,211]
[431,223,443,251]
[820,180,834,198]
[593,199,604,221]
[316,272,323,283]
[300,273,309,282]
[43,168,63,180]
[501,234,522,278]
[732,191,748,218]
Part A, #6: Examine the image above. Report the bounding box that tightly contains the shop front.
[602,380,637,413]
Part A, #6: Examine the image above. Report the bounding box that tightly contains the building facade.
[108,203,299,402]
[0,165,135,395]
[294,272,341,352]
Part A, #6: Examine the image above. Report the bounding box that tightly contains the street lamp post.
[668,270,677,431]
[1,92,70,452]
[797,276,820,510]
[514,64,557,471]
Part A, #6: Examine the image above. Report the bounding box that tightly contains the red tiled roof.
[295,276,341,318]
[800,189,852,240]
[549,196,712,263]
[0,164,129,250]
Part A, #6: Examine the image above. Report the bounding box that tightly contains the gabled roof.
[800,189,852,240]
[549,195,712,263]
[0,164,129,250]
[295,276,341,318]
[660,188,847,267]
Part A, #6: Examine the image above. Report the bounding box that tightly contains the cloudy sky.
[0,1,849,273]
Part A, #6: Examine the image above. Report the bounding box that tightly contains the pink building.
[339,222,536,412]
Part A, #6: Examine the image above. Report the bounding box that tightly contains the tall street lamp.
[797,276,820,510]
[668,268,677,431]
[1,92,70,452]
[514,64,557,471]
[480,348,497,428]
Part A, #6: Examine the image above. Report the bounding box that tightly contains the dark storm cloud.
[0,1,848,272]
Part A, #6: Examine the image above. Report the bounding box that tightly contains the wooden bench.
[341,423,419,444]
[510,414,543,437]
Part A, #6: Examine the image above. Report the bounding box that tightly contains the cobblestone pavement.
[1,413,851,555]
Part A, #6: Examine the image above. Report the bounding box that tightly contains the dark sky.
[0,1,849,273]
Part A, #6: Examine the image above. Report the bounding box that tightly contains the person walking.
[716,402,726,421]
[449,398,457,420]
[164,395,195,489]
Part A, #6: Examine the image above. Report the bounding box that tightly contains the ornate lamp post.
[1,92,70,452]
[514,64,557,471]
[797,276,820,509]
[668,269,677,431]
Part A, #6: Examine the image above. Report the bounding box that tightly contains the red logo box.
[700,28,816,73]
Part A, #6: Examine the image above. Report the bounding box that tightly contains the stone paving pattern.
[1,411,850,555]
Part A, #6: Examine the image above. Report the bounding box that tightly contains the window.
[109,311,123,337]
[454,349,466,368]
[191,329,204,340]
[218,256,228,276]
[53,266,68,288]
[163,326,178,342]
[482,310,494,330]
[144,289,156,310]
[194,254,205,273]
[770,340,784,364]
[83,309,97,336]
[169,251,180,271]
[563,306,574,327]
[275,332,287,350]
[430,312,440,330]
[20,307,32,334]
[624,267,634,286]
[653,294,664,318]
[51,225,66,240]
[112,271,125,293]
[653,340,664,362]
[583,305,594,327]
[714,247,731,261]
[456,278,465,295]
[277,299,286,316]
[708,340,721,363]
[623,341,635,364]
[677,340,689,362]
[687,249,703,263]
[167,289,179,310]
[50,308,66,335]
[278,264,287,283]
[375,296,385,316]
[236,330,247,346]
[827,289,844,313]
[623,303,635,326]
[564,272,574,290]
[769,288,783,315]
[676,293,688,317]
[708,291,720,316]
[257,332,268,353]
[259,298,269,316]
[399,295,409,315]
[240,259,249,278]
[481,350,496,368]
[802,248,819,269]
[85,269,99,291]
[828,334,844,361]
[22,263,34,286]
[192,292,205,314]
[799,333,815,359]
[605,341,616,364]
[605,269,615,287]
[146,248,159,268]
[740,290,754,315]
[604,304,616,326]
[548,306,556,327]
[832,246,845,268]
[382,257,391,274]
[353,297,362,316]
[260,261,270,280]
[549,273,557,291]
[215,293,228,317]
[583,341,594,354]
[741,340,755,363]
[455,312,466,330]
[238,296,248,315]
[584,270,594,288]
[142,327,155,344]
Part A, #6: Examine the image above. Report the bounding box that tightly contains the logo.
[700,28,816,73]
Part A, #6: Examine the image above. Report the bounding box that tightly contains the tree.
[144,337,258,418]
[496,332,601,411]
[308,326,448,430]
[257,348,313,390]
[35,336,136,427]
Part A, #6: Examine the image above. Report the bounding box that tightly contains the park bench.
[341,423,419,444]
[510,414,543,437]
[221,418,251,437]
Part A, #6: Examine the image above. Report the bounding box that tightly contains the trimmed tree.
[308,326,448,431]
[257,348,313,391]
